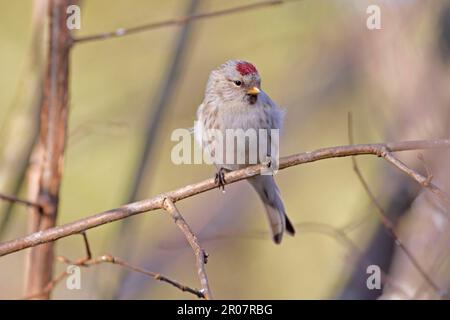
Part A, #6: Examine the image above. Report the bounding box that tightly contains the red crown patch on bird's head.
[236,62,258,76]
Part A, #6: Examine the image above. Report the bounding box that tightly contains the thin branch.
[24,232,205,299]
[73,0,297,44]
[0,192,42,210]
[105,256,205,298]
[163,197,212,300]
[347,113,445,298]
[1,139,450,257]
[59,254,205,299]
[80,232,92,261]
[24,254,205,300]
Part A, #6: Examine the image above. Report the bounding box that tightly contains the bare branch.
[163,197,212,299]
[73,0,300,44]
[0,139,449,258]
[61,254,206,299]
[24,0,74,299]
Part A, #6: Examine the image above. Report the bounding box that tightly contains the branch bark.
[24,0,74,299]
[1,139,449,258]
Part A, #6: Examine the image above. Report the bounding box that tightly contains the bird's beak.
[246,87,261,96]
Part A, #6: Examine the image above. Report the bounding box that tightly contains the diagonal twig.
[163,197,212,299]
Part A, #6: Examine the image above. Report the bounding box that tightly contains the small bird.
[195,60,295,244]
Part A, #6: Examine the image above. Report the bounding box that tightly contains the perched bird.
[195,60,295,244]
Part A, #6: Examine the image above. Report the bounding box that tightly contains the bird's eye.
[233,80,242,86]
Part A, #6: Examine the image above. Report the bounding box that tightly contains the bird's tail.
[247,175,295,244]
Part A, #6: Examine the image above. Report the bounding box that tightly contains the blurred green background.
[0,0,446,299]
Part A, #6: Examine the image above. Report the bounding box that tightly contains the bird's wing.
[194,103,205,148]
[260,91,285,130]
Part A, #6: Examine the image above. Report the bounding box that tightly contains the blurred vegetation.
[0,0,446,299]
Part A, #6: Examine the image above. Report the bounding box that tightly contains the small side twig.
[81,232,92,260]
[163,197,212,300]
[382,152,450,205]
[0,192,41,210]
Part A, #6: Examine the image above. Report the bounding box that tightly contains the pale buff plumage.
[195,60,295,244]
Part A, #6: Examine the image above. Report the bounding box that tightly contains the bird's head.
[205,60,262,106]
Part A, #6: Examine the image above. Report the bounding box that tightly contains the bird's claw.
[260,156,275,176]
[215,168,226,191]
[263,155,272,168]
